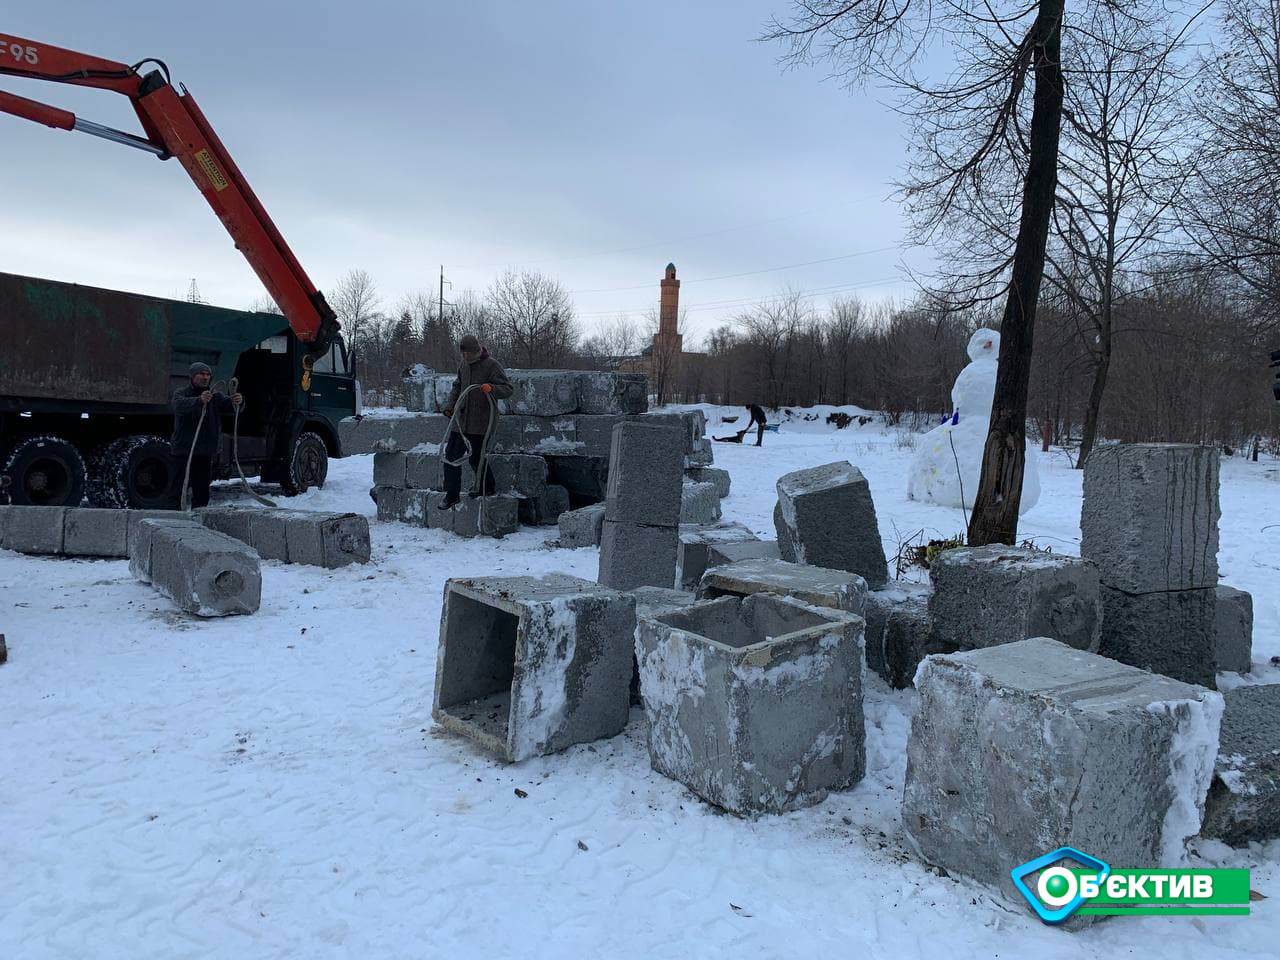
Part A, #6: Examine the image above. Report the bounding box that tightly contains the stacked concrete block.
[198,507,371,567]
[1202,684,1280,845]
[431,493,520,538]
[61,508,128,558]
[1214,585,1253,674]
[517,484,570,526]
[0,505,65,555]
[577,371,648,415]
[404,447,444,489]
[130,517,261,617]
[433,574,637,762]
[545,455,608,502]
[598,422,685,590]
[698,557,868,615]
[928,546,1102,653]
[632,585,699,621]
[557,503,605,548]
[675,522,758,592]
[706,539,781,567]
[1082,443,1221,686]
[406,369,647,417]
[685,466,730,499]
[338,414,450,455]
[636,594,866,816]
[863,580,944,689]
[685,437,714,467]
[372,450,408,488]
[679,481,722,525]
[774,461,888,589]
[903,638,1224,903]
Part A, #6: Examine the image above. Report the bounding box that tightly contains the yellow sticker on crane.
[195,149,229,192]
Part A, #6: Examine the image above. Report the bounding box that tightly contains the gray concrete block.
[1203,684,1280,845]
[128,516,200,583]
[338,414,450,455]
[558,503,606,548]
[196,506,260,548]
[62,508,128,558]
[698,558,868,615]
[426,491,520,538]
[637,593,866,816]
[489,416,579,455]
[1100,585,1217,688]
[775,461,888,589]
[572,416,626,458]
[505,370,581,416]
[433,573,637,761]
[374,485,429,526]
[598,520,678,590]
[685,466,730,498]
[149,523,261,617]
[679,481,722,526]
[928,546,1102,653]
[0,505,66,555]
[684,437,714,467]
[518,484,570,526]
[373,451,407,488]
[545,455,609,501]
[864,581,946,689]
[246,511,292,561]
[1215,585,1253,674]
[637,412,701,455]
[1081,443,1220,593]
[404,449,443,490]
[604,422,685,526]
[577,372,648,415]
[903,638,1223,904]
[631,586,698,621]
[124,510,182,556]
[676,522,757,592]
[707,539,781,567]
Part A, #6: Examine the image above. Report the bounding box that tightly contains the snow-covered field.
[2,406,1277,959]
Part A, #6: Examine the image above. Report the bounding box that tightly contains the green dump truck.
[0,271,358,508]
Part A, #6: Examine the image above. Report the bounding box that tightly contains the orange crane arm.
[0,32,339,354]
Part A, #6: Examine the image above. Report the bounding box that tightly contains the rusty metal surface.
[0,271,172,405]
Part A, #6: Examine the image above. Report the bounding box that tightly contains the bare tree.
[485,270,580,368]
[329,269,382,355]
[736,290,811,408]
[643,305,689,405]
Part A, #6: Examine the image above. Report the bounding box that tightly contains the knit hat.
[189,362,212,378]
[459,334,481,353]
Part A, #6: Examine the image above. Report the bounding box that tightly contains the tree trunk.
[1076,334,1112,469]
[967,0,1065,547]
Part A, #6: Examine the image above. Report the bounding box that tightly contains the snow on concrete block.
[1214,586,1253,674]
[679,481,722,526]
[149,524,261,617]
[1081,443,1220,593]
[490,416,579,455]
[775,461,888,589]
[338,414,451,455]
[433,573,637,762]
[1202,684,1280,845]
[676,522,757,592]
[374,486,426,526]
[685,466,730,498]
[637,593,866,817]
[425,491,519,538]
[505,370,581,416]
[1100,585,1218,688]
[605,422,685,527]
[698,557,868,615]
[864,581,946,689]
[373,451,407,488]
[578,372,648,415]
[128,516,199,583]
[598,520,679,590]
[62,508,128,558]
[903,638,1223,903]
[0,505,66,555]
[558,503,606,548]
[928,546,1102,653]
[707,539,781,567]
[684,437,714,467]
[518,484,570,526]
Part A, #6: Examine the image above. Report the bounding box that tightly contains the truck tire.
[86,440,126,508]
[112,436,180,509]
[3,436,87,507]
[278,431,328,496]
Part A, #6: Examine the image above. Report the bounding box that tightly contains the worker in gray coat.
[440,334,514,507]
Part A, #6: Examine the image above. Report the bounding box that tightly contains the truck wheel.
[279,431,328,496]
[3,436,87,506]
[112,436,180,509]
[86,439,127,508]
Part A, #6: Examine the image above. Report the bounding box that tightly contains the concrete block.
[1081,443,1220,593]
[196,506,260,547]
[903,638,1224,903]
[637,593,866,816]
[558,503,606,548]
[62,508,128,558]
[1214,585,1253,674]
[124,509,182,556]
[404,449,443,490]
[864,581,946,689]
[699,558,868,615]
[433,573,637,761]
[489,416,578,455]
[679,481,722,525]
[598,520,678,590]
[427,491,520,538]
[684,437,714,467]
[128,516,199,583]
[685,466,730,498]
[545,455,609,502]
[676,522,757,592]
[604,422,685,526]
[373,450,407,488]
[928,546,1102,653]
[374,486,429,527]
[578,372,648,415]
[707,539,781,567]
[337,414,450,455]
[1203,684,1280,845]
[246,510,291,561]
[639,412,701,455]
[506,370,581,416]
[1100,585,1217,688]
[572,416,626,458]
[148,522,261,617]
[631,586,699,621]
[0,505,66,555]
[518,484,570,526]
[775,461,888,589]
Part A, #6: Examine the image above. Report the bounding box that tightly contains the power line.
[574,274,906,319]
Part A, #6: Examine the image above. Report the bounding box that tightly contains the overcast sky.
[2,2,928,343]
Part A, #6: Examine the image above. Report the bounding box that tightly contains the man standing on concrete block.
[439,335,513,509]
[172,362,242,509]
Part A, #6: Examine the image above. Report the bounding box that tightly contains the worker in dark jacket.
[747,404,768,447]
[440,335,514,507]
[171,362,241,508]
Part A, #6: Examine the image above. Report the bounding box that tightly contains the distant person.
[440,335,513,508]
[747,404,768,446]
[172,362,242,509]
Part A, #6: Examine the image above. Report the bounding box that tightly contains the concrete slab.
[0,505,66,555]
[1215,585,1253,674]
[518,484,570,526]
[127,516,199,583]
[706,539,781,567]
[698,557,868,615]
[425,491,519,538]
[62,508,128,558]
[676,522,757,592]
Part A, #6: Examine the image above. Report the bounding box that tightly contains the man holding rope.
[439,335,513,509]
[171,362,242,509]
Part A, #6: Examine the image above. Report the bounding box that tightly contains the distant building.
[620,263,698,402]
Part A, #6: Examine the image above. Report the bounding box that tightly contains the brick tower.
[656,262,683,355]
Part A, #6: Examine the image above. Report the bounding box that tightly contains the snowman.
[907,328,1040,514]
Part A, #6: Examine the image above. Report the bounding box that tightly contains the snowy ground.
[2,405,1277,959]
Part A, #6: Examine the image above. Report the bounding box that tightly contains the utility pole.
[438,266,445,325]
[186,278,203,304]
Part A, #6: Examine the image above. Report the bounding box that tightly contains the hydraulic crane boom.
[0,32,339,355]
